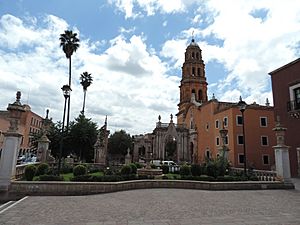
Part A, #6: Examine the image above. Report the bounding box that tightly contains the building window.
[205,149,210,159]
[238,154,245,164]
[196,52,199,59]
[216,137,220,146]
[224,135,229,145]
[206,123,209,131]
[263,155,269,165]
[223,117,228,127]
[215,120,219,129]
[237,135,244,145]
[192,52,195,58]
[294,87,300,109]
[260,117,267,127]
[197,68,201,76]
[236,115,243,125]
[261,136,269,146]
[192,67,195,76]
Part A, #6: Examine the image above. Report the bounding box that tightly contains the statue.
[94,116,110,165]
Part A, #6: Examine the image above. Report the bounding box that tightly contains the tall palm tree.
[80,71,93,115]
[59,30,80,130]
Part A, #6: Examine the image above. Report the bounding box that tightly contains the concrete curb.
[3,179,294,198]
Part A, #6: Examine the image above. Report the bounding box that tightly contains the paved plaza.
[0,180,299,225]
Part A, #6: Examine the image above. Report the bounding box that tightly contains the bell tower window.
[192,52,195,58]
[192,67,195,76]
[197,68,201,76]
[196,52,199,59]
[198,90,203,101]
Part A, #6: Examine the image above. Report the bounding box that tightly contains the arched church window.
[197,68,201,76]
[196,52,199,59]
[198,90,203,101]
[192,52,195,58]
[192,67,195,76]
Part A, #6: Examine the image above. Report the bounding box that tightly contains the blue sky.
[1,0,300,134]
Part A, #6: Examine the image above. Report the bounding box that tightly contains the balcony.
[287,100,300,118]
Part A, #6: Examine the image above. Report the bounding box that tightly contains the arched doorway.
[165,136,177,161]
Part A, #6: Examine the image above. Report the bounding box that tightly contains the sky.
[0,0,300,135]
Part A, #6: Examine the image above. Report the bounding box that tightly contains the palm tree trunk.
[66,56,72,131]
[82,90,86,115]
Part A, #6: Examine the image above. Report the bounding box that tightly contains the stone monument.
[94,116,110,165]
[37,109,51,162]
[125,148,132,164]
[272,116,291,182]
[0,91,25,190]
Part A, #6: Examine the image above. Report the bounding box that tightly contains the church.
[134,39,276,171]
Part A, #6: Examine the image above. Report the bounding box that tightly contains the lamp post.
[238,96,247,175]
[57,85,71,175]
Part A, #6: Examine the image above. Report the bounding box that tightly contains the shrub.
[120,165,132,175]
[161,165,169,174]
[150,164,157,169]
[191,164,202,176]
[104,167,113,175]
[73,164,87,177]
[180,164,191,176]
[39,175,64,181]
[129,163,137,174]
[35,163,49,176]
[134,162,143,168]
[162,175,168,179]
[61,164,73,174]
[24,164,37,181]
[70,175,93,182]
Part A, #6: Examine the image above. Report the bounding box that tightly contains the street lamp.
[238,96,247,175]
[57,84,71,175]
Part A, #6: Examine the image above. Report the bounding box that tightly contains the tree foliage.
[68,114,98,162]
[108,130,132,155]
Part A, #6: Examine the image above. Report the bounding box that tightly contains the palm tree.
[59,30,80,130]
[80,71,93,115]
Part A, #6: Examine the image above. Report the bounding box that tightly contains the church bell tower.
[177,39,208,123]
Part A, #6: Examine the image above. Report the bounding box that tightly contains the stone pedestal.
[0,132,22,190]
[273,146,291,181]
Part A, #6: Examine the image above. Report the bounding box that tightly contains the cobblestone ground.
[0,181,299,225]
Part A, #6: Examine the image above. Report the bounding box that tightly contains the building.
[0,98,44,157]
[134,39,277,171]
[269,58,300,176]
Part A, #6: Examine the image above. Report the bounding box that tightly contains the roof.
[268,58,300,75]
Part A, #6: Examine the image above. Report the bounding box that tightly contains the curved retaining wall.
[7,180,295,196]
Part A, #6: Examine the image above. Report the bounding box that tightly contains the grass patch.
[165,173,181,180]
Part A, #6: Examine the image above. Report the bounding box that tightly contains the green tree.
[80,71,93,115]
[108,130,132,156]
[68,114,98,162]
[59,30,80,129]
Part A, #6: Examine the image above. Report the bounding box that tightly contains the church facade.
[134,39,277,170]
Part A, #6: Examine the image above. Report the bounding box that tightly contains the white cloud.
[160,0,300,105]
[108,0,188,18]
[0,14,179,135]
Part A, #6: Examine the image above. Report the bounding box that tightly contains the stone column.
[0,91,25,191]
[272,117,291,182]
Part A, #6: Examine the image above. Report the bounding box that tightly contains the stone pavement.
[0,180,299,225]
